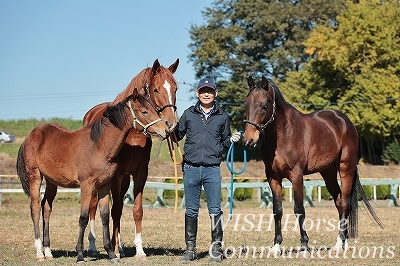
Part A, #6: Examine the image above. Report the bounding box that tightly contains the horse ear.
[169,58,179,73]
[247,76,255,89]
[132,88,139,101]
[261,77,269,89]
[152,59,161,75]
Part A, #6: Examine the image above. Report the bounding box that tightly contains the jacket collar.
[194,101,222,115]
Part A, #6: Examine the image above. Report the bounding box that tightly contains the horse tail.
[349,168,384,238]
[16,142,30,197]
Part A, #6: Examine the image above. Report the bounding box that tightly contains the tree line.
[188,0,400,164]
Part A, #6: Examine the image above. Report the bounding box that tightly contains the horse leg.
[268,178,284,256]
[98,185,119,263]
[290,172,309,252]
[87,190,99,258]
[132,172,147,258]
[110,173,129,258]
[75,186,92,263]
[338,162,358,249]
[320,166,349,250]
[41,181,57,259]
[27,170,45,261]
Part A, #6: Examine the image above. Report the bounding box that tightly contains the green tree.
[281,0,400,162]
[188,0,346,130]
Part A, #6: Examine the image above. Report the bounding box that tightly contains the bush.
[311,184,390,201]
[312,186,332,200]
[382,142,400,165]
[362,185,390,200]
[233,179,254,201]
[163,178,184,199]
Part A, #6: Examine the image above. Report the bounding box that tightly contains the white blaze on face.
[163,80,175,112]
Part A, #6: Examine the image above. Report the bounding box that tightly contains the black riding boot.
[181,215,198,263]
[210,212,224,262]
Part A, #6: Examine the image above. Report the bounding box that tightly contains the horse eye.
[153,88,159,93]
[142,111,148,115]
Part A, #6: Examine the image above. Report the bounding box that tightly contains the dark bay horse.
[16,89,169,263]
[82,59,179,258]
[243,76,383,254]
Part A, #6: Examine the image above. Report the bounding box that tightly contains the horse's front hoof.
[298,248,311,258]
[299,246,310,253]
[135,253,147,260]
[110,257,120,264]
[269,245,281,257]
[36,256,45,262]
[76,259,85,264]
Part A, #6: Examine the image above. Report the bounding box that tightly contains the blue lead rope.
[226,131,247,220]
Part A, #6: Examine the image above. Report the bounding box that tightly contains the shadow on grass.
[51,246,210,260]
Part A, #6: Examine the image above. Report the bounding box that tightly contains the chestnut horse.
[16,89,170,263]
[243,76,383,254]
[82,59,179,257]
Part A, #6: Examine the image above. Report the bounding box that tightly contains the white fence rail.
[2,175,399,208]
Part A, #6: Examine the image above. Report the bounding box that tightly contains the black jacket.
[175,101,232,166]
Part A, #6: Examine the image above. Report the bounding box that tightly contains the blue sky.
[0,1,213,120]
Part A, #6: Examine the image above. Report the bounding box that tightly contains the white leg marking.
[332,234,348,250]
[134,232,146,257]
[87,220,97,254]
[270,243,281,257]
[34,238,45,260]
[44,246,53,259]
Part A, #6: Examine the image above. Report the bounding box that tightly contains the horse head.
[243,76,276,147]
[126,88,170,140]
[146,58,179,133]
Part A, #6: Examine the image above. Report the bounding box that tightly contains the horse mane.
[111,60,178,106]
[90,100,128,142]
[112,68,152,104]
[267,79,286,103]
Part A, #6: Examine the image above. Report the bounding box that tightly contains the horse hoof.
[119,251,125,258]
[330,246,341,252]
[76,260,85,264]
[135,254,147,260]
[87,250,98,258]
[110,257,120,264]
[36,256,45,262]
[269,244,281,257]
[299,249,311,258]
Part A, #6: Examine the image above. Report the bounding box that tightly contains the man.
[174,77,241,263]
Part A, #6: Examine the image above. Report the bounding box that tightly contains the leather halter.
[144,82,177,114]
[127,99,162,135]
[243,84,276,132]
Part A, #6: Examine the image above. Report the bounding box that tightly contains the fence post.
[304,186,315,207]
[318,186,321,202]
[387,184,399,207]
[259,185,273,208]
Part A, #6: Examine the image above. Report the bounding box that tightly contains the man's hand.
[230,132,241,143]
